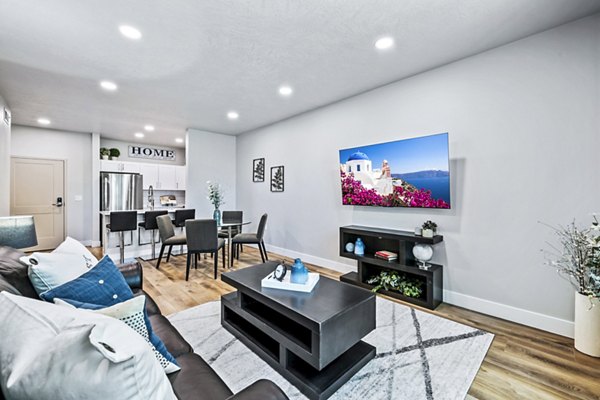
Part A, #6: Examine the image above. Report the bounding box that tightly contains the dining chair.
[156,214,186,269]
[218,211,243,254]
[231,213,268,264]
[185,219,225,280]
[172,209,195,254]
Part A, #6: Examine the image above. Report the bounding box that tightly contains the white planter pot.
[574,292,600,357]
[422,229,434,238]
[101,155,108,160]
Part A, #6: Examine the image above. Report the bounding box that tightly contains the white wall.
[100,138,186,166]
[186,129,236,218]
[0,94,10,216]
[236,15,600,337]
[11,126,93,244]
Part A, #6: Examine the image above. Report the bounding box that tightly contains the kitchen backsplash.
[143,190,186,209]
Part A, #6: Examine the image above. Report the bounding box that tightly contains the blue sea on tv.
[399,176,450,204]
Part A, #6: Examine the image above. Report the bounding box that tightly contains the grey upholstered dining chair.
[156,214,186,270]
[231,213,268,263]
[185,219,225,280]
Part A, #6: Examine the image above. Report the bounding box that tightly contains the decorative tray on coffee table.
[261,271,320,293]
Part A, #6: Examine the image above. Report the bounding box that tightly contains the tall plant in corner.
[207,181,225,226]
[543,215,600,357]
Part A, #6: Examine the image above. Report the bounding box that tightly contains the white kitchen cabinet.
[159,166,177,190]
[138,164,159,190]
[175,166,186,190]
[100,160,140,173]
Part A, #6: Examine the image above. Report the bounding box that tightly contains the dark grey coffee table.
[221,262,376,400]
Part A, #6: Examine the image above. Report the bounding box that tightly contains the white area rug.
[168,297,493,400]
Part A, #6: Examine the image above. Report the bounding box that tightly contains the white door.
[10,157,65,251]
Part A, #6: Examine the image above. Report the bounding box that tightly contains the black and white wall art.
[253,158,265,182]
[270,165,284,192]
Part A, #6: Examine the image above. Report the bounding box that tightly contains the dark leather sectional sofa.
[0,246,289,400]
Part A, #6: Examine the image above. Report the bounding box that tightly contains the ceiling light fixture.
[100,80,118,91]
[278,85,293,96]
[375,36,394,50]
[175,138,184,144]
[144,125,155,131]
[134,132,144,138]
[227,111,239,120]
[37,118,51,125]
[119,25,142,40]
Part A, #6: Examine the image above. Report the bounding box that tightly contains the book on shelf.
[374,250,398,261]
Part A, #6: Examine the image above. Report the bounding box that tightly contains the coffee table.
[221,262,376,400]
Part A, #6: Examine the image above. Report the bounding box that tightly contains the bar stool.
[138,210,168,259]
[107,211,138,264]
[173,209,195,253]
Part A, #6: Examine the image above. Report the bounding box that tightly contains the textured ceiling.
[0,0,599,147]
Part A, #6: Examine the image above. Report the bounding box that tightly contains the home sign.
[128,145,176,161]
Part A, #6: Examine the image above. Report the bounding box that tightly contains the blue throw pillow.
[40,255,133,306]
[59,297,179,367]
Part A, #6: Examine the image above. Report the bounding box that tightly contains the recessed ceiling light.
[100,80,118,91]
[144,125,155,131]
[227,111,239,120]
[375,36,394,50]
[37,118,51,125]
[175,138,184,144]
[134,132,144,138]
[119,25,142,40]
[278,85,293,96]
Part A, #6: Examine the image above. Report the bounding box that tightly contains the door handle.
[53,197,63,207]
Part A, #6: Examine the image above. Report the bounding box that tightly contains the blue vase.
[213,208,221,226]
[290,258,309,284]
[354,238,365,256]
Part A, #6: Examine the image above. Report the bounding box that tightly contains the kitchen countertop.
[100,207,185,215]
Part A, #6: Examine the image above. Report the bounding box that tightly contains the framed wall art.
[270,165,284,192]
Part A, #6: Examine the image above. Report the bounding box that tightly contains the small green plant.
[422,220,437,231]
[100,147,110,157]
[207,181,225,209]
[367,270,424,298]
[109,148,120,158]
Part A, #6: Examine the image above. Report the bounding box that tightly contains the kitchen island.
[100,208,185,261]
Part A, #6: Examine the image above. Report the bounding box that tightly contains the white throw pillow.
[55,296,180,374]
[53,236,99,266]
[0,292,177,400]
[23,252,96,295]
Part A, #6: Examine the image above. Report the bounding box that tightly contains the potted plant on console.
[422,220,438,238]
[543,215,600,357]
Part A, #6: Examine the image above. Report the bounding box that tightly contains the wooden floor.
[96,246,600,400]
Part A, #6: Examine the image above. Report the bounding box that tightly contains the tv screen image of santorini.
[339,133,450,209]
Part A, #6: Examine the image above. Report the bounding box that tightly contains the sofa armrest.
[226,380,289,400]
[117,261,143,290]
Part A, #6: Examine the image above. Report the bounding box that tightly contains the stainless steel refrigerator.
[100,172,143,211]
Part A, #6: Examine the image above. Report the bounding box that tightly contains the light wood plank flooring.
[94,246,600,399]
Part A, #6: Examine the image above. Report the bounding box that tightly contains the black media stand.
[339,225,443,310]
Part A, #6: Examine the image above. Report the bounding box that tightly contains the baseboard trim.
[264,243,356,274]
[264,244,574,338]
[443,290,574,338]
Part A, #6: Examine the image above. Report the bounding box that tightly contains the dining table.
[219,221,251,267]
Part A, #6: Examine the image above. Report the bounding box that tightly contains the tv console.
[339,225,443,310]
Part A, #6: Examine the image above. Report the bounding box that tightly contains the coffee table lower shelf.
[221,292,375,400]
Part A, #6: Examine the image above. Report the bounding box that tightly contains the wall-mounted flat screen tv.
[339,133,450,208]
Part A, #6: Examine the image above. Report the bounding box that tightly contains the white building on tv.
[340,150,395,195]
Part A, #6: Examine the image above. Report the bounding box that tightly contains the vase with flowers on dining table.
[207,181,224,227]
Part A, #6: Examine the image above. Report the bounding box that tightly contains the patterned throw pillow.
[55,296,180,373]
[40,255,134,305]
[0,292,177,400]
